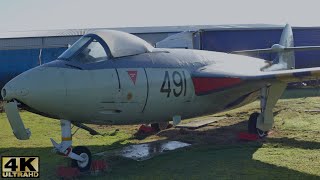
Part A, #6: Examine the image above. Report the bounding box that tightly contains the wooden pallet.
[176,116,226,129]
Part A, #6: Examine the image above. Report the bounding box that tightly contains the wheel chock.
[238,132,259,141]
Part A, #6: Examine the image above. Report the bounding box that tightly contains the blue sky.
[0,0,319,32]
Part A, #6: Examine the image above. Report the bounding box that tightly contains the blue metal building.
[200,27,320,68]
[0,26,187,88]
[1,24,320,88]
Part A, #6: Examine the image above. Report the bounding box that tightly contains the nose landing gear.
[50,120,92,172]
[71,146,92,172]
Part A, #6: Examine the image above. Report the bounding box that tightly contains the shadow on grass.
[1,120,319,179]
[266,137,320,150]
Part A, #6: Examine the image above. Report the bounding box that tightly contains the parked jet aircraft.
[2,24,320,171]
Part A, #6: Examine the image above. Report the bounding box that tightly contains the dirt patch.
[152,117,251,145]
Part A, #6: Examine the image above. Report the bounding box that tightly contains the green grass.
[0,97,320,179]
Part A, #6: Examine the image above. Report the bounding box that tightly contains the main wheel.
[71,146,92,172]
[151,122,169,131]
[248,112,268,138]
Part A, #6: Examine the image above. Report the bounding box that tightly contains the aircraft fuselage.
[2,49,267,125]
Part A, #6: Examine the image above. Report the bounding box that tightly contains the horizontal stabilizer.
[232,24,320,71]
[232,44,320,54]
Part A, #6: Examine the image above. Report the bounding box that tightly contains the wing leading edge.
[192,67,320,96]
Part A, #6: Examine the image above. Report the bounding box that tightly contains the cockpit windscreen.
[58,36,108,63]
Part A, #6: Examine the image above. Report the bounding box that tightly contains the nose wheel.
[51,120,92,172]
[248,112,268,138]
[71,146,92,172]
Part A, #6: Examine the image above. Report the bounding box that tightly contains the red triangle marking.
[127,70,138,85]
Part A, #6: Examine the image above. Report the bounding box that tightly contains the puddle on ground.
[94,141,191,161]
[120,141,191,161]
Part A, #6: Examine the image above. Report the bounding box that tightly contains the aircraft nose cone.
[1,66,66,116]
[2,75,29,101]
[1,85,11,100]
[2,85,29,101]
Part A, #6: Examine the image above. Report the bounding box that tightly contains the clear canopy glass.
[58,36,108,63]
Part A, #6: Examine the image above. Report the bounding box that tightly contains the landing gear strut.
[51,120,92,172]
[248,82,286,138]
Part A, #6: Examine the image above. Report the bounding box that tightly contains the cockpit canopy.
[58,30,154,63]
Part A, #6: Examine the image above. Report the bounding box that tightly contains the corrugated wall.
[0,49,39,88]
[293,29,320,68]
[0,35,74,88]
[200,28,320,68]
[0,32,174,88]
[1,28,320,89]
[0,47,68,88]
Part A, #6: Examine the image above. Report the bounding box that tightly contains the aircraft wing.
[242,67,320,82]
[191,66,320,96]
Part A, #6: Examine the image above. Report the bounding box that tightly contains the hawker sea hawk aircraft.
[3,24,320,171]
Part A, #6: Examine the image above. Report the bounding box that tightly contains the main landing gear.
[247,83,286,138]
[50,120,92,172]
[248,112,268,138]
[151,122,170,131]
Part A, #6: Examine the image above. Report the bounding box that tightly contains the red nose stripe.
[192,77,242,95]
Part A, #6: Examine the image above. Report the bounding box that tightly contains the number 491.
[160,71,187,97]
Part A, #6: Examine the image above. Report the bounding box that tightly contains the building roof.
[0,24,283,39]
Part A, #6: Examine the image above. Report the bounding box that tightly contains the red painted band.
[192,77,242,95]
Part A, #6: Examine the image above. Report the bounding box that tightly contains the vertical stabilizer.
[276,24,295,69]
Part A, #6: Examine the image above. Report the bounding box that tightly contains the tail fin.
[276,24,295,69]
[232,24,320,71]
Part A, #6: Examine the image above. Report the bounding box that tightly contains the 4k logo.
[1,156,39,178]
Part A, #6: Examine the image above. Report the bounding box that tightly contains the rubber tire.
[151,122,169,131]
[247,112,268,138]
[248,112,260,134]
[71,146,92,172]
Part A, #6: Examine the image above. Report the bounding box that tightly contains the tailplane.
[232,24,320,71]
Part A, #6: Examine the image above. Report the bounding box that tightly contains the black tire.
[248,112,268,138]
[71,146,92,172]
[248,112,260,134]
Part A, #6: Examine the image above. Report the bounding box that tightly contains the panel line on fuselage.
[115,68,121,90]
[141,68,150,113]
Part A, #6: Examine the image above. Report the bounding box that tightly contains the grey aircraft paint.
[4,28,320,171]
